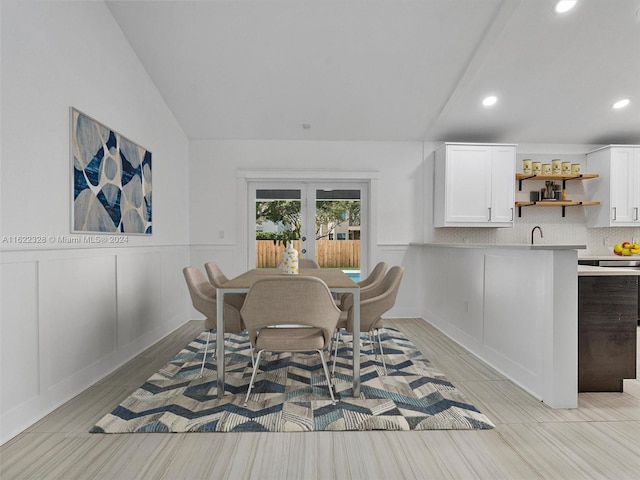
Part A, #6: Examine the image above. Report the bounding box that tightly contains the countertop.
[411,243,586,250]
[579,253,640,260]
[411,243,639,274]
[578,265,640,276]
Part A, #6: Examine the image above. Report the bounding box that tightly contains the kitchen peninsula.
[411,243,583,408]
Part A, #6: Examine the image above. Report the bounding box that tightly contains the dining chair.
[183,266,245,376]
[240,276,341,406]
[332,265,404,376]
[336,261,387,310]
[299,258,321,269]
[358,261,388,290]
[276,257,319,271]
[204,261,246,311]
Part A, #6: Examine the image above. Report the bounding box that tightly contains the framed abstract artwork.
[71,108,152,234]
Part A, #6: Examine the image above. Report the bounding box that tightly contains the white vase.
[281,241,299,275]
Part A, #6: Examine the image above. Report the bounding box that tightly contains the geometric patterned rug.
[90,327,494,433]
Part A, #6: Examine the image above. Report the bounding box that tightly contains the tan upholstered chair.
[240,276,341,405]
[338,261,387,310]
[204,261,246,311]
[183,266,244,376]
[299,258,321,269]
[276,257,320,270]
[358,261,388,290]
[332,265,404,376]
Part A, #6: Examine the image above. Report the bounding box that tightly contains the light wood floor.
[2,318,639,480]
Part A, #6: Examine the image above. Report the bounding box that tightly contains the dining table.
[215,268,361,399]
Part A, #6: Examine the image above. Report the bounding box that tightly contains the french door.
[248,181,368,274]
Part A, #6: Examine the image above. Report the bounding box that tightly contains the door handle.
[612,207,617,220]
[510,207,514,221]
[488,207,492,221]
[301,249,307,254]
[301,236,307,242]
[635,207,639,221]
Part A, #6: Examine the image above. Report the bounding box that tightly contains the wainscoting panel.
[420,246,449,321]
[116,252,161,348]
[40,255,118,388]
[376,244,419,318]
[161,247,191,327]
[484,253,545,382]
[447,250,485,345]
[0,246,191,444]
[0,261,40,412]
[419,247,485,353]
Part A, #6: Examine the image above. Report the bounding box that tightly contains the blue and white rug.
[91,327,495,432]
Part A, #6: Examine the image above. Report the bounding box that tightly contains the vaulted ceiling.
[106,0,640,144]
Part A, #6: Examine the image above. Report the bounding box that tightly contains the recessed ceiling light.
[555,1,577,14]
[482,96,498,107]
[612,99,630,109]
[301,123,311,129]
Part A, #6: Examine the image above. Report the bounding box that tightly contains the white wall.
[189,140,424,246]
[188,139,425,317]
[0,0,190,443]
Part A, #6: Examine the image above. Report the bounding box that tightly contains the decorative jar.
[281,242,299,275]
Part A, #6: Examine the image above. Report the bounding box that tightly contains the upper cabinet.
[586,145,640,227]
[434,143,516,227]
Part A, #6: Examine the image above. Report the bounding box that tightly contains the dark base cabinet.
[578,276,638,392]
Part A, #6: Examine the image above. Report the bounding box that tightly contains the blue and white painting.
[71,108,152,234]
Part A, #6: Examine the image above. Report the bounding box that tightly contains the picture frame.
[70,108,152,235]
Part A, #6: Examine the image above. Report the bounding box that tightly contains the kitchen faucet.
[531,226,543,244]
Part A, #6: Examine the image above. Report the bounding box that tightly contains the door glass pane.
[315,189,361,280]
[255,189,301,268]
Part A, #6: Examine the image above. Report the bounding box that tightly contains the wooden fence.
[256,240,360,268]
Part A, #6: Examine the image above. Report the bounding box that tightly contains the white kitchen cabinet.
[586,145,640,227]
[433,143,516,227]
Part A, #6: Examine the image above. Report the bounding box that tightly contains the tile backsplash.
[433,152,640,254]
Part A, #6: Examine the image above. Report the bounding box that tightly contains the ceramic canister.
[571,164,581,175]
[562,161,571,174]
[532,162,542,175]
[542,164,552,175]
[522,159,532,174]
[552,159,562,174]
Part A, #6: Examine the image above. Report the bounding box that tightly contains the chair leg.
[200,330,214,377]
[328,329,336,357]
[249,344,255,369]
[331,329,343,377]
[317,349,336,405]
[331,329,343,356]
[244,349,264,406]
[332,330,372,377]
[375,328,387,375]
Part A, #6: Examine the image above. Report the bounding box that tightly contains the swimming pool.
[343,270,361,283]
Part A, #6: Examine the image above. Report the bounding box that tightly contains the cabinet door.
[610,148,639,224]
[490,146,515,223]
[444,145,491,223]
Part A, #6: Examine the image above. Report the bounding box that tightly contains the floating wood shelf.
[516,173,599,191]
[515,200,600,217]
